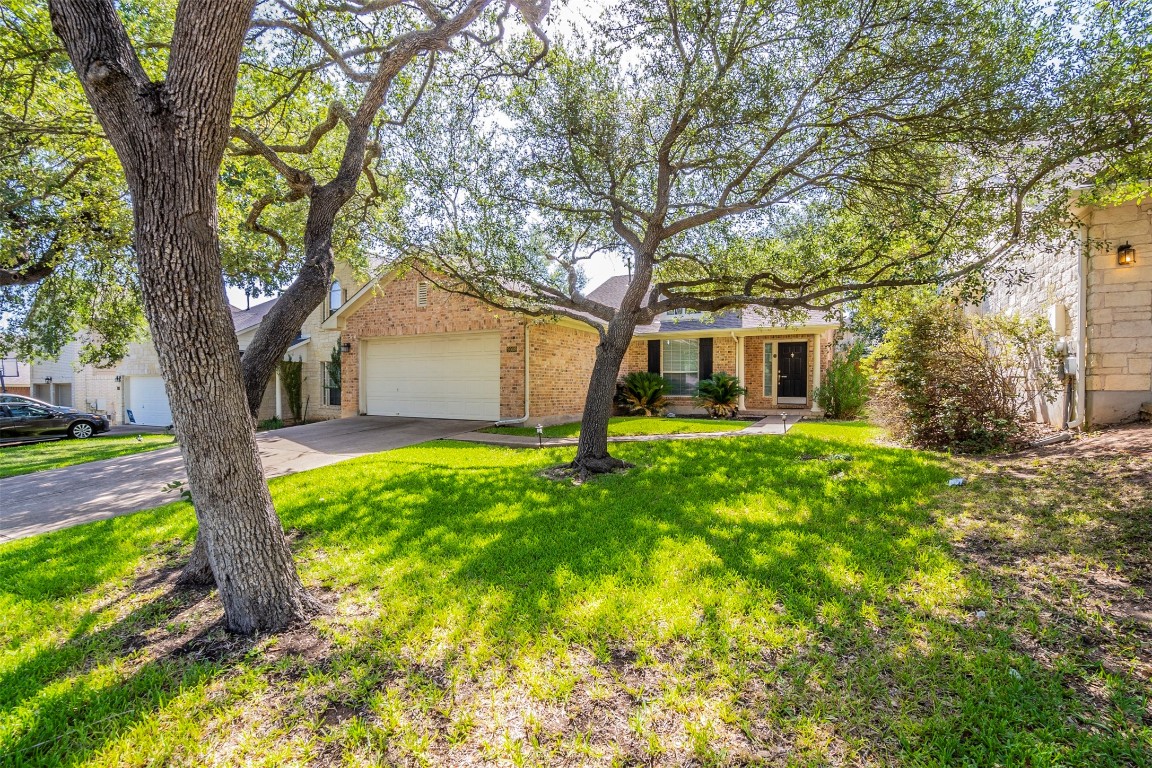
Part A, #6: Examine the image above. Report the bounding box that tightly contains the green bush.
[814,342,870,419]
[277,356,305,423]
[695,372,748,418]
[869,301,1058,453]
[617,371,670,416]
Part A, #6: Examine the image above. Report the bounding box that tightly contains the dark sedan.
[0,402,110,442]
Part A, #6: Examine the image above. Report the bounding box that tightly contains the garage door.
[363,332,501,420]
[126,375,173,426]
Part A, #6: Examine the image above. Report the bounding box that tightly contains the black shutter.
[647,340,661,373]
[699,337,714,380]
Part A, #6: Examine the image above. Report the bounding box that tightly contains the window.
[328,280,343,314]
[763,342,774,398]
[416,281,429,307]
[322,362,341,406]
[662,338,699,396]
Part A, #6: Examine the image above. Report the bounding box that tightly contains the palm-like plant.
[618,371,670,416]
[695,373,748,418]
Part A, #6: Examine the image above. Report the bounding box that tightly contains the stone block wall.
[1084,198,1152,424]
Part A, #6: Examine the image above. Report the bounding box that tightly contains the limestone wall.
[1084,198,1152,424]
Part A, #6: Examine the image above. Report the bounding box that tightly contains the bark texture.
[570,315,636,475]
[50,0,317,633]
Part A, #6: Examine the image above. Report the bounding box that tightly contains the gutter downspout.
[1067,221,1089,430]
[494,323,532,426]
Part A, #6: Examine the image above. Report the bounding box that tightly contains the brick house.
[323,270,838,424]
[982,194,1152,427]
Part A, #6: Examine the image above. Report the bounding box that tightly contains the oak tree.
[48,0,317,633]
[400,0,1151,476]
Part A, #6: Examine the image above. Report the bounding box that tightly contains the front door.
[777,342,808,403]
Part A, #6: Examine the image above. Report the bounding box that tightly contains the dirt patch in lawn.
[942,423,1152,716]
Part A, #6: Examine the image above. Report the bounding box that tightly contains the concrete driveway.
[0,416,484,542]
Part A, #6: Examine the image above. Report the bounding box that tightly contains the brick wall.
[744,334,818,410]
[339,271,526,418]
[620,334,740,413]
[528,322,599,421]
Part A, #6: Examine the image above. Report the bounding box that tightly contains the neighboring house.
[983,194,1152,427]
[322,269,838,424]
[0,357,31,396]
[22,261,361,426]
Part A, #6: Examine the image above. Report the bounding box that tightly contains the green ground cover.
[0,434,176,479]
[481,415,750,438]
[0,422,1147,766]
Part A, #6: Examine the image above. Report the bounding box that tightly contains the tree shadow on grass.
[2,429,1148,764]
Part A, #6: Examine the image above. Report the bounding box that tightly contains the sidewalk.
[452,414,803,448]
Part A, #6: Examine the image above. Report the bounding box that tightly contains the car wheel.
[69,421,96,439]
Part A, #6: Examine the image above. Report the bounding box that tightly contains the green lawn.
[0,422,1148,766]
[482,414,750,438]
[0,434,176,479]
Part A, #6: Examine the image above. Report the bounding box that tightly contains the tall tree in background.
[400,0,1152,476]
[0,2,145,365]
[47,0,317,633]
[228,0,550,418]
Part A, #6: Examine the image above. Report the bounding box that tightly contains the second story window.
[329,280,343,315]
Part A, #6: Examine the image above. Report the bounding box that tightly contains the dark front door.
[777,342,808,400]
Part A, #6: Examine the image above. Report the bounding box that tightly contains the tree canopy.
[393,0,1152,473]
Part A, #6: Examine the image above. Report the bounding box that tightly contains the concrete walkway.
[0,416,484,542]
[455,413,804,448]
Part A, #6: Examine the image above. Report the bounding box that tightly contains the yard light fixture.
[1117,242,1136,266]
[536,423,544,448]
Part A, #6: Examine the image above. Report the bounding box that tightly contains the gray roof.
[230,298,278,334]
[584,275,834,334]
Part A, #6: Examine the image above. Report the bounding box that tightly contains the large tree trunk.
[240,187,347,417]
[569,314,638,476]
[50,0,317,633]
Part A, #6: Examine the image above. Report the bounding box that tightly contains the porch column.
[274,370,283,420]
[811,334,823,413]
[735,335,746,411]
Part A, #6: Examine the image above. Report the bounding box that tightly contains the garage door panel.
[363,333,500,420]
[126,376,173,426]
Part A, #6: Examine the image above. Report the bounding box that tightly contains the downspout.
[494,322,532,426]
[1067,221,1089,430]
[731,332,745,411]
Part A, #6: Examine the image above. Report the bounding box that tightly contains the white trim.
[274,370,283,420]
[812,335,823,414]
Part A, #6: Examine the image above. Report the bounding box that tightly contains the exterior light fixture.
[44,376,52,383]
[115,375,123,383]
[340,341,352,353]
[1117,242,1136,266]
[536,424,544,448]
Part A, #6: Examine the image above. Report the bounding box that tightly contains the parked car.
[0,402,110,442]
[0,393,77,413]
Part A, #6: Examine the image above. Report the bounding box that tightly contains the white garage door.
[126,376,173,426]
[363,332,501,420]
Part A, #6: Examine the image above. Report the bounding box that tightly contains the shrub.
[617,371,669,416]
[277,356,305,423]
[869,302,1058,453]
[814,342,870,419]
[695,372,748,418]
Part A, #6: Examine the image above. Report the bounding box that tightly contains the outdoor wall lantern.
[115,375,123,383]
[340,341,352,353]
[1117,242,1136,266]
[43,376,52,383]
